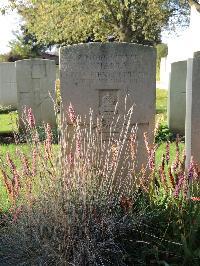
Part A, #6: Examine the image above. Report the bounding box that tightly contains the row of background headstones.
[160,51,200,167]
[0,60,59,108]
[0,59,57,127]
[159,58,187,136]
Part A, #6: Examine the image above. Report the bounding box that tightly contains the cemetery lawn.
[0,112,18,133]
[0,144,31,211]
[156,141,185,164]
[0,143,30,159]
[156,88,167,124]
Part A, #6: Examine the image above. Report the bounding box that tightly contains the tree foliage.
[0,26,47,62]
[8,26,47,59]
[4,0,190,45]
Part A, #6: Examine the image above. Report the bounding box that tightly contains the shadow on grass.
[0,132,16,144]
[156,108,167,114]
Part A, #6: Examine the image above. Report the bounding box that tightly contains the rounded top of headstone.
[60,42,155,52]
[59,43,156,62]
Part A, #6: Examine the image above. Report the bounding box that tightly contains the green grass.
[0,144,34,211]
[156,88,168,124]
[0,180,10,212]
[0,112,18,133]
[155,89,185,163]
[0,143,31,160]
[156,141,185,165]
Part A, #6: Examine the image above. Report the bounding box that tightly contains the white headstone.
[60,43,156,169]
[0,63,17,108]
[16,59,57,128]
[186,52,200,167]
[159,57,169,89]
[168,60,187,135]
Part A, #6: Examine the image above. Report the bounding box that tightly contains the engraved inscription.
[65,71,146,82]
[62,53,150,73]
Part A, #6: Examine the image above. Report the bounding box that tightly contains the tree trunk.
[118,25,133,42]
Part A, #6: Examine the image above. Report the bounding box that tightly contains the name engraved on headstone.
[63,54,146,72]
[67,54,139,62]
[64,71,145,82]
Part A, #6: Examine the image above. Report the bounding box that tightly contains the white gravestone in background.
[60,43,156,170]
[159,57,168,89]
[0,63,17,108]
[168,60,187,135]
[186,52,200,167]
[16,59,57,128]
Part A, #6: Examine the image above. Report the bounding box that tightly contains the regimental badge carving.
[99,90,119,131]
